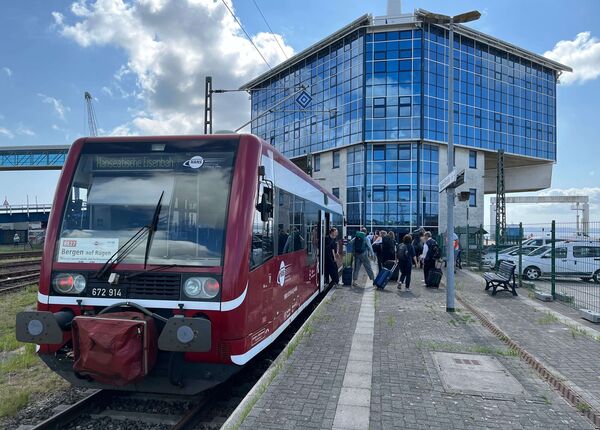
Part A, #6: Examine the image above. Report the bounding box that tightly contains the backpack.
[397,244,409,262]
[426,239,441,261]
[354,234,366,254]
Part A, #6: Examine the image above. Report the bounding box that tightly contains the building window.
[332,187,340,198]
[469,188,477,207]
[399,96,411,117]
[469,150,477,169]
[314,154,320,172]
[373,97,386,118]
[332,150,340,169]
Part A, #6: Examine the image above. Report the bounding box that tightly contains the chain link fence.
[445,221,600,314]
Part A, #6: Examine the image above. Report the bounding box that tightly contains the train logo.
[277,261,287,287]
[183,155,204,169]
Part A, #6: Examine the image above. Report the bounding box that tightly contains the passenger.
[283,227,304,253]
[352,227,375,287]
[13,233,20,247]
[373,231,385,272]
[278,227,289,254]
[324,227,339,287]
[397,234,417,291]
[381,231,396,267]
[421,232,439,284]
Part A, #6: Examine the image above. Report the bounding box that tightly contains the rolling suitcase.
[374,260,398,289]
[342,254,353,285]
[426,268,443,288]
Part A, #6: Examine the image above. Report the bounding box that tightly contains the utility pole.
[204,76,213,134]
[416,9,481,312]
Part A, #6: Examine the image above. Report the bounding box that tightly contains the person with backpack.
[421,231,440,283]
[381,231,397,268]
[352,227,375,286]
[397,234,417,291]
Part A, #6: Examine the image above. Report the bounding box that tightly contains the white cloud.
[38,93,70,120]
[52,0,293,134]
[0,127,14,139]
[2,67,12,78]
[16,124,36,136]
[101,86,113,97]
[544,32,600,85]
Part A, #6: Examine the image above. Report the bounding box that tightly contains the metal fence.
[455,221,600,314]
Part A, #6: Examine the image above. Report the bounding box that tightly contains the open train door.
[318,210,329,292]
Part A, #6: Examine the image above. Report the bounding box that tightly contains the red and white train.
[16,134,344,394]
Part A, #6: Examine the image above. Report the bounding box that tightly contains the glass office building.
[242,12,570,235]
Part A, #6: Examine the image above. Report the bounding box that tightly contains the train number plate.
[90,287,125,298]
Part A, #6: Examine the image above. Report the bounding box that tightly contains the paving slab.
[237,267,594,430]
[457,269,600,414]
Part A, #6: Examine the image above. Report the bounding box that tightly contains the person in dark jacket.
[421,232,438,283]
[324,227,339,287]
[381,231,397,263]
[397,234,417,291]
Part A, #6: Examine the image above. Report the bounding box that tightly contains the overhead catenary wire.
[220,0,272,70]
[251,0,288,60]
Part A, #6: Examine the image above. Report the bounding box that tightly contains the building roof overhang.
[241,10,571,90]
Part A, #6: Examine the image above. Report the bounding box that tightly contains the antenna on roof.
[387,0,401,16]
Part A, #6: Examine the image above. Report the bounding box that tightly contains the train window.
[277,190,307,255]
[250,183,274,269]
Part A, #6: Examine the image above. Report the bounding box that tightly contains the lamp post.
[416,9,480,312]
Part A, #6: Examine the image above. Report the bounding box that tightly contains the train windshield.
[55,139,238,267]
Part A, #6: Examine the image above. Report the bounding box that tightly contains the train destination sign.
[57,238,119,263]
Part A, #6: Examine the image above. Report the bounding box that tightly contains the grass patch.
[576,402,591,413]
[536,312,559,325]
[448,312,476,326]
[569,325,587,339]
[386,315,396,327]
[0,285,38,353]
[0,284,70,419]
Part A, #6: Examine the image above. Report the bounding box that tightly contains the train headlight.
[183,277,220,299]
[52,273,86,295]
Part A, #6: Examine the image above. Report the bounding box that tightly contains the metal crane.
[84,91,99,136]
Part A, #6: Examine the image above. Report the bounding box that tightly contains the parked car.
[507,242,600,283]
[482,245,539,267]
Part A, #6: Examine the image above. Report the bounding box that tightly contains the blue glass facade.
[252,30,364,158]
[423,23,557,160]
[248,18,561,234]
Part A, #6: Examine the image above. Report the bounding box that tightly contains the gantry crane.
[84,91,99,137]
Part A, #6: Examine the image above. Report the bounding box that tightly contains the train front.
[16,136,251,394]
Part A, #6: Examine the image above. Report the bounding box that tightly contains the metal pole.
[204,76,213,134]
[518,222,523,288]
[446,20,455,312]
[466,206,470,266]
[551,220,556,299]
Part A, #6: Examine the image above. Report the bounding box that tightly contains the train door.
[319,211,330,292]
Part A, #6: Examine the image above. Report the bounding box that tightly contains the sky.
[0,0,599,228]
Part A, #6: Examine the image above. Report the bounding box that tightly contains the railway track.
[0,268,40,294]
[0,250,42,261]
[30,389,220,430]
[0,257,42,269]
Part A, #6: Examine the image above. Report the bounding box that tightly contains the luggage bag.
[426,267,443,288]
[374,260,398,289]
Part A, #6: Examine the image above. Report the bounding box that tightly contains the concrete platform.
[232,269,595,430]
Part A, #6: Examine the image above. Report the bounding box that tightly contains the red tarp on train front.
[72,312,157,386]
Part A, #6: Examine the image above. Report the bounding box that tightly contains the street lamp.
[416,9,481,312]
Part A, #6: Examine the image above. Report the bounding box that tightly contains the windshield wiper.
[143,190,164,269]
[94,191,164,279]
